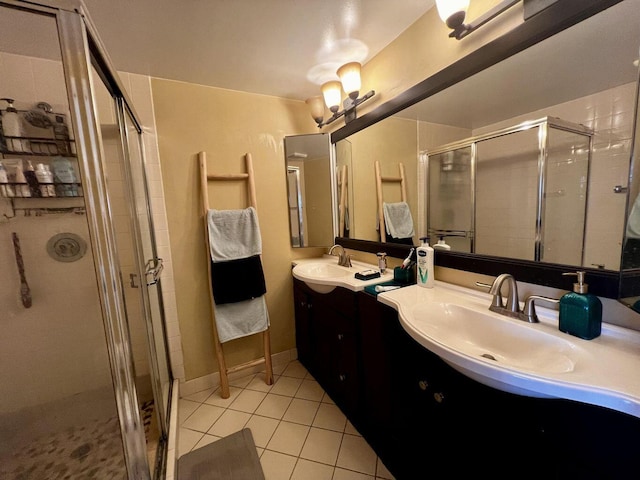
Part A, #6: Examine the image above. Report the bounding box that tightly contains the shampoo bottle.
[1,98,29,153]
[24,160,41,197]
[417,237,434,288]
[559,271,602,340]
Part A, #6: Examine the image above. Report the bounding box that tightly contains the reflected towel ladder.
[375,160,407,242]
[338,165,348,237]
[199,151,274,399]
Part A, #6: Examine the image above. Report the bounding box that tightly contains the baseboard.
[179,348,297,397]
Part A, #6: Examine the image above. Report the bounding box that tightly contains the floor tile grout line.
[179,360,390,478]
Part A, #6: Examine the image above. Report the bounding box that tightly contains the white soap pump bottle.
[417,237,434,288]
[1,98,29,152]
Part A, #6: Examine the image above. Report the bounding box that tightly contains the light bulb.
[306,96,325,124]
[321,81,342,113]
[435,0,469,28]
[337,62,362,100]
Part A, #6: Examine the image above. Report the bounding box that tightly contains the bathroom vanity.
[292,270,640,478]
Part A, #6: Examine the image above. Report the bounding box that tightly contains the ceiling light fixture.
[306,61,375,128]
[435,0,520,40]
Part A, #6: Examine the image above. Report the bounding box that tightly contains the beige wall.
[152,79,322,380]
[355,1,522,120]
[349,116,418,242]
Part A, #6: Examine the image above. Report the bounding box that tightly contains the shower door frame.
[1,1,172,478]
[423,116,593,264]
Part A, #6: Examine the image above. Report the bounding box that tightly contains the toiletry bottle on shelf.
[14,164,30,197]
[559,271,602,340]
[417,237,434,288]
[53,115,69,155]
[24,160,41,197]
[377,252,387,273]
[35,163,55,197]
[0,98,30,153]
[0,161,12,197]
[433,235,451,250]
[52,157,78,197]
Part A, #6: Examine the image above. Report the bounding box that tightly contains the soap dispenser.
[559,271,602,340]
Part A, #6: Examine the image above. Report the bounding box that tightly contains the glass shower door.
[118,101,172,467]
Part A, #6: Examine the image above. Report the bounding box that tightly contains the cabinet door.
[293,282,314,372]
[358,293,397,435]
[312,300,359,413]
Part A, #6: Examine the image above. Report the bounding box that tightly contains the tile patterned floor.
[179,360,396,480]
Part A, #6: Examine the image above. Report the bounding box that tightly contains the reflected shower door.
[541,128,590,266]
[475,128,539,260]
[427,146,473,252]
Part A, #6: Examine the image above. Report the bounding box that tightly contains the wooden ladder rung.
[207,173,250,181]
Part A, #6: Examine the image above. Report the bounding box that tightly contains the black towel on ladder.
[210,255,267,305]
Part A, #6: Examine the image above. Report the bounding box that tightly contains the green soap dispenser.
[559,271,602,340]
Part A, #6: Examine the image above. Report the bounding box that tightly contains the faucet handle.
[476,280,504,309]
[521,295,560,323]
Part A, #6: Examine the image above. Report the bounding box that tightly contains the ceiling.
[81,0,435,102]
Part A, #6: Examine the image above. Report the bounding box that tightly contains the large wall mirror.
[333,0,640,300]
[284,133,336,247]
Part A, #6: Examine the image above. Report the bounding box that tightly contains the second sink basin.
[292,256,394,293]
[413,302,577,374]
[293,262,353,279]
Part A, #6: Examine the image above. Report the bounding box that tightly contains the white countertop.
[377,281,640,418]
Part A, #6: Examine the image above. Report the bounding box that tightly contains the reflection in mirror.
[339,0,639,278]
[336,117,419,244]
[335,139,353,237]
[426,117,592,267]
[284,133,335,247]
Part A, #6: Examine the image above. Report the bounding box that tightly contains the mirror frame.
[331,0,626,298]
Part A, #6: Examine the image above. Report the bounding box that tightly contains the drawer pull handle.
[433,392,445,403]
[418,380,429,391]
[339,374,346,382]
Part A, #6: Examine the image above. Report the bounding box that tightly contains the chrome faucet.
[478,274,560,323]
[329,244,352,267]
[477,273,521,319]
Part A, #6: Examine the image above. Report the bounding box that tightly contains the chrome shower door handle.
[144,258,164,286]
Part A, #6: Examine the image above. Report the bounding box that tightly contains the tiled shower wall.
[0,52,184,412]
[472,82,635,271]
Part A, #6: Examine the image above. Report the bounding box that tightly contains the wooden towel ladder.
[375,160,407,242]
[338,165,348,237]
[199,151,274,399]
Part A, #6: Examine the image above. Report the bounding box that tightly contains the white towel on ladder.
[214,297,269,343]
[383,201,414,239]
[207,207,269,343]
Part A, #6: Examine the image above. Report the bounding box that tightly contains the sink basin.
[377,282,640,416]
[413,303,577,374]
[293,262,352,280]
[292,257,394,293]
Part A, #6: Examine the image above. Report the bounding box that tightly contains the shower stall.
[425,117,592,267]
[0,1,172,479]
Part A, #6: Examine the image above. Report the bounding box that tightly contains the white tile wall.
[472,82,637,270]
[0,51,184,415]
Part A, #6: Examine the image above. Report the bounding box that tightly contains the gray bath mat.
[177,428,265,480]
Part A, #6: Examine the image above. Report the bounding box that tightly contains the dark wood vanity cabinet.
[293,279,360,418]
[293,281,640,479]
